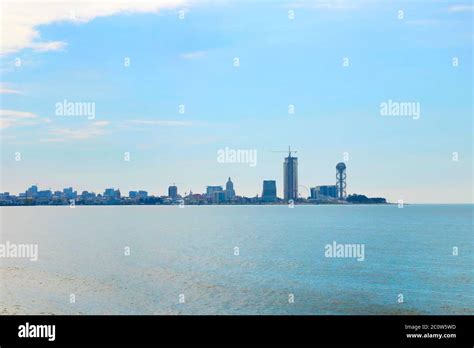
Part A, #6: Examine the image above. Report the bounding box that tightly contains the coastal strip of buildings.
[0,150,386,206]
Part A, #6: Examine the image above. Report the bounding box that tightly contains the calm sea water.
[0,205,472,315]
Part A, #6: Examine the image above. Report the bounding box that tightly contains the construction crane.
[271,146,297,157]
[169,182,183,187]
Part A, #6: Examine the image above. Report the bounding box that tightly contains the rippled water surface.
[0,205,472,314]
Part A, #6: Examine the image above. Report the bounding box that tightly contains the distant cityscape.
[0,149,387,206]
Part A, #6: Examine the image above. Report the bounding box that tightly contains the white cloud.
[406,19,441,26]
[39,137,66,143]
[448,5,474,12]
[128,119,193,126]
[0,110,37,118]
[283,0,359,10]
[0,109,40,129]
[180,51,207,59]
[29,41,67,52]
[1,0,188,55]
[48,120,110,140]
[92,120,110,127]
[0,88,22,94]
[0,84,23,94]
[0,119,38,129]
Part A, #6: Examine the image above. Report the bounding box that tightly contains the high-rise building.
[104,188,115,197]
[310,185,338,199]
[81,191,96,199]
[26,185,38,198]
[168,185,178,199]
[212,191,226,204]
[225,177,235,201]
[104,188,120,199]
[283,149,298,201]
[262,180,277,202]
[130,190,148,199]
[206,186,223,197]
[37,190,52,199]
[63,187,77,199]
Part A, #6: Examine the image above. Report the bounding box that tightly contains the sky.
[0,0,472,203]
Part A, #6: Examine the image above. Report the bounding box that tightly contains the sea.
[0,204,472,315]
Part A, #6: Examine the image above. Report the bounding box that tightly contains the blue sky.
[0,0,472,203]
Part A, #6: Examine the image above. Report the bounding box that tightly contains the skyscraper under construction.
[283,148,298,202]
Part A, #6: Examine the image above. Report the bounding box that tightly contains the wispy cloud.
[180,51,207,59]
[128,119,193,126]
[39,137,66,143]
[29,41,67,52]
[448,4,474,13]
[0,83,23,95]
[91,120,110,127]
[0,110,37,118]
[406,19,441,26]
[0,109,39,129]
[283,0,359,10]
[47,120,110,140]
[1,0,188,55]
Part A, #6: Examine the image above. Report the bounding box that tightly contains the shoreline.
[0,203,400,208]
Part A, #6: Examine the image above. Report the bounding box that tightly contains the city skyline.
[0,153,358,202]
[1,0,472,203]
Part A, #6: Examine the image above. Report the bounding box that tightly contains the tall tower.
[168,184,178,199]
[225,177,235,201]
[336,162,347,200]
[283,147,298,201]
